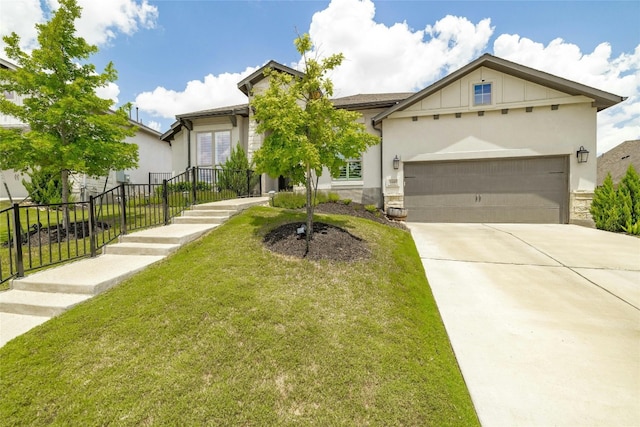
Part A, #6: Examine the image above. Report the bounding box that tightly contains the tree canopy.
[251,33,379,252]
[0,0,138,205]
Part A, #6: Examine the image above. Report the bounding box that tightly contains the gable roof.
[0,58,18,71]
[372,53,626,125]
[237,60,304,96]
[332,93,414,110]
[597,139,640,186]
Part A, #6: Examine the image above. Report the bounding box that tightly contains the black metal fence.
[0,167,261,284]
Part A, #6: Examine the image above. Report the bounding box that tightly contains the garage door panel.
[404,156,568,223]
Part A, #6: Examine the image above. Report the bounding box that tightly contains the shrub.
[340,198,352,205]
[273,192,306,209]
[23,167,71,205]
[327,192,341,203]
[591,165,640,235]
[364,204,378,213]
[218,145,260,196]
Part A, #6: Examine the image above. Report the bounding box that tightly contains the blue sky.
[1,0,639,153]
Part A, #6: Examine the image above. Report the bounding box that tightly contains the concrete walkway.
[408,223,640,427]
[0,197,269,347]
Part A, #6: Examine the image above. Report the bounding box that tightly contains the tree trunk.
[305,163,313,256]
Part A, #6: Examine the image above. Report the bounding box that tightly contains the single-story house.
[0,58,171,202]
[597,139,640,186]
[161,54,625,224]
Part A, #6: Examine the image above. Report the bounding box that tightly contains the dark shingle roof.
[597,140,640,186]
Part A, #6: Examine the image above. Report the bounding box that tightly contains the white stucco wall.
[381,67,598,206]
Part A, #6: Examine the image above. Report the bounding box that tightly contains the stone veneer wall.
[569,191,595,227]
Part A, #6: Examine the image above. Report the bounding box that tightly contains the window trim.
[472,82,493,107]
[196,129,232,167]
[335,157,363,181]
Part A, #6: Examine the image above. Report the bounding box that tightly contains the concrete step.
[11,254,165,295]
[104,242,180,256]
[191,206,236,216]
[173,216,225,225]
[182,210,230,219]
[0,290,91,317]
[119,224,216,245]
[0,312,51,347]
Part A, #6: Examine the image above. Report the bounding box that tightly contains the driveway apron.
[408,223,640,427]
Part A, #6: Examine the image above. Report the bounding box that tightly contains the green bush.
[340,198,352,205]
[23,167,71,205]
[364,204,378,213]
[273,192,306,209]
[327,192,341,203]
[218,145,260,196]
[154,181,212,197]
[591,165,640,235]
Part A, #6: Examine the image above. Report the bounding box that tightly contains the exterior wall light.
[576,146,590,163]
[393,155,400,170]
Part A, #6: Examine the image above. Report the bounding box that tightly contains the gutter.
[180,118,193,169]
[372,118,383,208]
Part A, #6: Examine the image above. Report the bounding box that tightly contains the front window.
[197,130,231,167]
[338,159,362,180]
[3,90,14,100]
[473,83,492,106]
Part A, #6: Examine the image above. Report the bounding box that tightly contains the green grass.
[0,207,478,425]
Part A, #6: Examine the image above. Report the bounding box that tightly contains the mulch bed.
[263,202,407,261]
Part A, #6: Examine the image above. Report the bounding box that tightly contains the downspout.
[180,118,193,169]
[372,118,383,208]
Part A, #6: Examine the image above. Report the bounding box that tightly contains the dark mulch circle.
[263,202,408,262]
[263,221,371,262]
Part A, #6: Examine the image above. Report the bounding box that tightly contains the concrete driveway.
[408,223,640,427]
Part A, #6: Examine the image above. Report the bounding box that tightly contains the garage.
[404,156,569,223]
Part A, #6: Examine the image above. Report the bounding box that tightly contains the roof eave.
[373,53,625,124]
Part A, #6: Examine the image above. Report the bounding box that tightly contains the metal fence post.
[89,195,97,257]
[247,170,251,197]
[163,179,169,225]
[119,183,127,235]
[12,203,24,278]
[191,167,198,205]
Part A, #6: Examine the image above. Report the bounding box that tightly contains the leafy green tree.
[217,144,259,196]
[590,173,621,231]
[0,0,138,214]
[251,33,379,254]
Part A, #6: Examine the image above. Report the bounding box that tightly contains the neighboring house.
[162,54,625,224]
[597,140,640,186]
[0,58,171,202]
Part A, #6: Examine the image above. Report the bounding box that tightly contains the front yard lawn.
[0,206,478,425]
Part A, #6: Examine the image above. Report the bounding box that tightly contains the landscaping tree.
[0,0,138,216]
[218,144,259,197]
[251,33,379,254]
[590,166,640,235]
[591,173,621,231]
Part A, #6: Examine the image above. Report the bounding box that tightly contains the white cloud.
[45,0,158,46]
[95,82,120,104]
[134,67,260,119]
[0,0,45,53]
[134,0,494,125]
[307,0,494,95]
[494,35,640,154]
[0,0,158,55]
[146,120,162,132]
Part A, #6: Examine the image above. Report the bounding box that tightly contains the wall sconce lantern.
[576,146,590,163]
[393,155,400,170]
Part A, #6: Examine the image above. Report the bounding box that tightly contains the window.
[473,83,492,106]
[338,158,362,180]
[196,130,231,166]
[3,90,14,100]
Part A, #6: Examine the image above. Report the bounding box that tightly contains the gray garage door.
[404,156,568,223]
